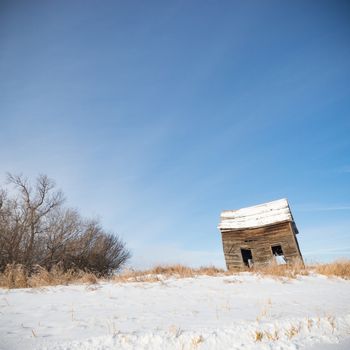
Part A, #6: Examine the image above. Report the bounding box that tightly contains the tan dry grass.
[314,259,350,279]
[149,264,224,277]
[249,259,350,279]
[112,264,225,283]
[254,330,264,342]
[250,259,309,279]
[0,264,98,289]
[1,260,349,289]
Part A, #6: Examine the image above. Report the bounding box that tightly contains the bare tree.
[0,173,130,275]
[5,173,64,268]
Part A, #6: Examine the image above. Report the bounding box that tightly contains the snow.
[1,274,350,350]
[218,198,294,230]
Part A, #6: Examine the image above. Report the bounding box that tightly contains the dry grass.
[0,263,223,288]
[0,264,98,289]
[314,259,350,279]
[112,264,225,283]
[325,314,336,333]
[253,259,350,280]
[169,325,183,338]
[254,330,264,342]
[264,330,279,341]
[307,318,313,331]
[191,335,204,348]
[256,298,272,322]
[1,259,349,289]
[250,259,309,279]
[285,323,301,339]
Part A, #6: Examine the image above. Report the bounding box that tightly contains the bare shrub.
[0,173,130,276]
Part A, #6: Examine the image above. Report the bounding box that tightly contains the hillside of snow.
[1,274,350,350]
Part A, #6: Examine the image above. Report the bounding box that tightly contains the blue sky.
[1,0,349,267]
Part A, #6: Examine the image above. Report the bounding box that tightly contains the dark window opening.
[271,245,284,256]
[241,248,253,268]
[271,245,286,265]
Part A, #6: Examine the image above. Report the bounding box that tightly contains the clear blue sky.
[1,0,349,267]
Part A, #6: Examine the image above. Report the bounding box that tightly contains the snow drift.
[1,274,350,349]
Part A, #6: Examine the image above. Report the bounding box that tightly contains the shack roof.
[218,198,297,231]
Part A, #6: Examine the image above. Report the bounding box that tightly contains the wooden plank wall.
[221,222,302,270]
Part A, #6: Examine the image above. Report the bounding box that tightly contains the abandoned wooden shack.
[218,198,303,270]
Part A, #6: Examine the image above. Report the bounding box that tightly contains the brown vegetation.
[113,264,225,283]
[1,260,349,289]
[314,259,350,279]
[0,173,130,276]
[250,259,309,279]
[0,263,98,289]
[249,259,350,279]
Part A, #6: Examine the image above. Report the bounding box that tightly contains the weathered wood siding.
[221,221,303,270]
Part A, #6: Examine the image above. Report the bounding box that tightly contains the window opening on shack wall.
[240,248,253,268]
[271,245,283,256]
[271,245,286,264]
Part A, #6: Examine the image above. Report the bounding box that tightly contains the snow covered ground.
[1,273,350,350]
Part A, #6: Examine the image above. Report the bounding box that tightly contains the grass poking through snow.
[0,260,349,289]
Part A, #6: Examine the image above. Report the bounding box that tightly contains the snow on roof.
[218,198,294,230]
